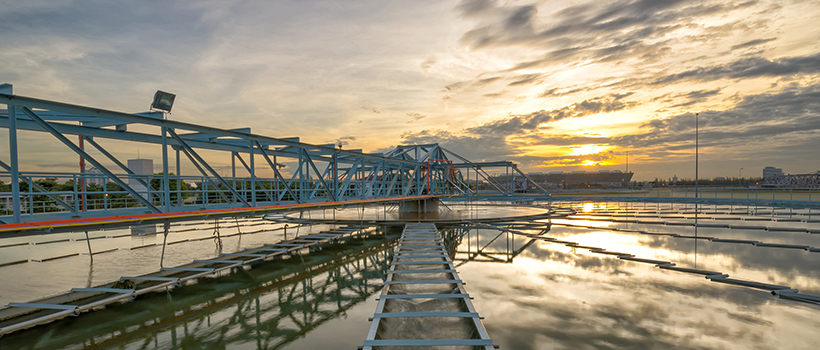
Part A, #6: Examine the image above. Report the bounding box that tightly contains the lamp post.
[695,113,698,198]
[626,150,629,173]
[739,167,743,186]
[694,112,699,267]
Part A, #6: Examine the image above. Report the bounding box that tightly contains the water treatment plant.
[1,87,819,349]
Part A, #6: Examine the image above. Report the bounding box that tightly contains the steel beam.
[0,93,421,166]
[20,107,162,213]
[82,137,155,194]
[6,100,21,222]
[302,148,333,201]
[255,140,300,204]
[167,128,249,207]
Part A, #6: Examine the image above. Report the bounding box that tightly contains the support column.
[79,136,87,212]
[249,141,256,206]
[176,148,181,206]
[332,151,338,201]
[162,127,171,212]
[231,151,237,204]
[7,99,21,223]
[398,198,440,220]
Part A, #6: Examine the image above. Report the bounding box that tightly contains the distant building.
[763,166,783,178]
[85,166,106,187]
[128,159,154,199]
[494,170,635,189]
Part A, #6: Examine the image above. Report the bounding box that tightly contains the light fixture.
[151,90,176,113]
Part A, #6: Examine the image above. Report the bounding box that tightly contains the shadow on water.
[0,226,401,350]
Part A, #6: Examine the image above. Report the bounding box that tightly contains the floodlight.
[151,90,176,112]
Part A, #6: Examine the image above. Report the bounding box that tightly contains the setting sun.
[581,160,597,166]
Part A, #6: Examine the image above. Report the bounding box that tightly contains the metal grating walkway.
[362,223,494,349]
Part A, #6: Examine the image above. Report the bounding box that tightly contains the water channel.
[0,201,818,349]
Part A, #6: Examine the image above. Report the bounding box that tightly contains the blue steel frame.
[0,84,546,224]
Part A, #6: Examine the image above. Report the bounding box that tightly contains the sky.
[1,0,820,181]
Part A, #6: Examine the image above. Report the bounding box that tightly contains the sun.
[571,144,610,156]
[581,160,597,166]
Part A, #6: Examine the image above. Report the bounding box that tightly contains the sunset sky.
[2,0,819,181]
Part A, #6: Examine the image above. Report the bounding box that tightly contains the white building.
[128,159,154,200]
[763,166,783,178]
[85,166,106,187]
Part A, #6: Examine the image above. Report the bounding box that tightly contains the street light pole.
[739,167,743,185]
[694,112,699,267]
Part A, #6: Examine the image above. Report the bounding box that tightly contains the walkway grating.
[362,222,494,349]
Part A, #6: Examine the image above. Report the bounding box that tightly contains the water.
[1,201,818,349]
[282,202,548,223]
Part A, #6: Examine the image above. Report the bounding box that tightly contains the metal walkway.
[362,223,493,349]
[1,83,546,227]
[0,223,375,335]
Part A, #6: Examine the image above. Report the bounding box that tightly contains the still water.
[0,201,818,349]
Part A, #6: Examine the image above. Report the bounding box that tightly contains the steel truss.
[0,84,545,225]
[384,144,550,196]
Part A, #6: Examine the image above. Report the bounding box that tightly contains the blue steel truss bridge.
[0,84,548,232]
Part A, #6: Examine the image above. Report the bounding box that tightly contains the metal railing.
[0,171,419,217]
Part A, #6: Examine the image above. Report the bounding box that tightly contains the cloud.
[406,112,426,123]
[361,106,384,114]
[466,94,638,137]
[483,90,508,98]
[456,0,497,18]
[445,0,795,121]
[667,88,723,107]
[611,84,820,157]
[730,37,777,51]
[539,86,586,98]
[650,52,820,85]
[400,93,639,162]
[507,73,545,86]
[420,56,438,69]
[403,82,820,172]
[473,76,501,87]
[458,0,761,64]
[333,136,357,147]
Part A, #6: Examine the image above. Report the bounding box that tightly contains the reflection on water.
[283,203,548,223]
[0,218,320,306]
[1,202,819,349]
[0,223,397,349]
[460,201,820,349]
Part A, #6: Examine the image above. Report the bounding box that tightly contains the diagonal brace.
[302,148,335,201]
[20,107,161,213]
[167,129,249,207]
[178,142,232,204]
[83,136,156,193]
[255,141,300,203]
